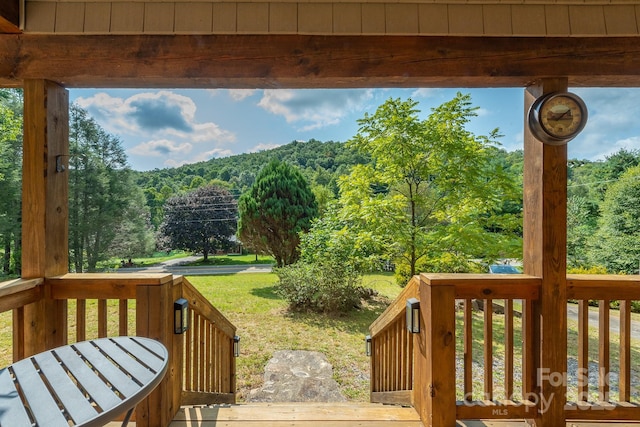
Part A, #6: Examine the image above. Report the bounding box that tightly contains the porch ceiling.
[1,34,640,88]
[0,1,19,34]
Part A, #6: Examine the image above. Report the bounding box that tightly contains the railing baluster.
[76,299,86,342]
[620,300,631,402]
[578,300,589,401]
[522,298,536,398]
[199,315,206,391]
[118,299,128,336]
[464,298,472,401]
[505,299,513,401]
[98,299,107,338]
[186,309,192,391]
[484,298,493,400]
[599,299,610,402]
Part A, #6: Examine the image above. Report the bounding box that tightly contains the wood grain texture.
[0,0,20,33]
[3,35,640,88]
[523,78,569,427]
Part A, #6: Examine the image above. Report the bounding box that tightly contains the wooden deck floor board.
[169,403,423,426]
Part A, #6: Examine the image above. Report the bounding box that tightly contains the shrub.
[275,261,369,313]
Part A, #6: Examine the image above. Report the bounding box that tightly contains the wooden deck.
[169,403,423,426]
[102,403,640,427]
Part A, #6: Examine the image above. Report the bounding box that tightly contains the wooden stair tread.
[170,402,424,426]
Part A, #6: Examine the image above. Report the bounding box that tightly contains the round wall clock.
[528,92,588,145]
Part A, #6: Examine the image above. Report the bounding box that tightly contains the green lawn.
[3,272,640,404]
[188,273,401,401]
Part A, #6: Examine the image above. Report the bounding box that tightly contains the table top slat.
[54,345,123,411]
[121,337,166,373]
[11,357,70,426]
[73,341,141,397]
[93,338,154,384]
[0,337,168,427]
[0,368,32,427]
[35,351,99,424]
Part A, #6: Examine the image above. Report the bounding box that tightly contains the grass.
[187,273,401,401]
[3,272,640,404]
[188,254,275,266]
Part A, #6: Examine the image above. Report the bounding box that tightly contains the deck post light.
[233,336,240,357]
[365,335,372,357]
[406,298,420,334]
[174,298,189,334]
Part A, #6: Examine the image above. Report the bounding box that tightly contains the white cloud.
[249,142,283,152]
[74,90,235,143]
[129,139,193,157]
[228,89,257,101]
[257,89,374,131]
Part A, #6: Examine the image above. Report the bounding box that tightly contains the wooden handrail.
[182,277,235,339]
[1,273,237,426]
[0,278,43,312]
[419,273,541,299]
[369,275,419,337]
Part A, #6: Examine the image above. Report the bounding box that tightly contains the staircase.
[168,402,424,426]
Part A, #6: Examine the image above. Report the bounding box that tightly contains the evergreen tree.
[238,160,318,267]
[0,90,23,276]
[69,104,153,272]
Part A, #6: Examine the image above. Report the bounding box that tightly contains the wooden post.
[18,80,69,357]
[413,275,456,427]
[136,280,178,427]
[523,78,568,427]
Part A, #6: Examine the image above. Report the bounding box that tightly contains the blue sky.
[70,87,640,171]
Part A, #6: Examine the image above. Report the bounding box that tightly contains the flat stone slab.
[246,350,346,403]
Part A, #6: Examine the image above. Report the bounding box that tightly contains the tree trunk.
[3,236,10,274]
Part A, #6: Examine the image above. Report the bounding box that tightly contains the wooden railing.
[565,274,640,421]
[0,273,237,427]
[368,275,419,406]
[369,273,640,426]
[181,277,236,405]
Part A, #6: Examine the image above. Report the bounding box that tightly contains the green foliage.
[393,254,484,286]
[588,165,640,274]
[300,203,388,272]
[160,185,237,261]
[68,104,154,272]
[0,92,22,275]
[275,261,368,313]
[334,95,521,283]
[238,160,318,267]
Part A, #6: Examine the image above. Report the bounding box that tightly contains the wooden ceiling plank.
[1,34,640,88]
[0,0,20,34]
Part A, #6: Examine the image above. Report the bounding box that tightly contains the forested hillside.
[2,87,640,276]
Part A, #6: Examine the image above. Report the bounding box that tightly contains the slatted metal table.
[0,336,168,427]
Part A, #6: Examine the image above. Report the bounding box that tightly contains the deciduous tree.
[330,95,521,281]
[160,185,238,261]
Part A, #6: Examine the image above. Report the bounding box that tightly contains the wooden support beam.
[22,80,69,278]
[523,79,569,427]
[0,0,20,34]
[2,35,640,88]
[19,79,69,356]
[413,276,456,427]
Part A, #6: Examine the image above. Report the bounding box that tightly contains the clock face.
[539,96,584,138]
[528,92,588,145]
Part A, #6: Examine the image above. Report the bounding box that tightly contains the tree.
[68,104,153,272]
[331,95,521,280]
[160,185,238,261]
[237,160,318,267]
[0,91,23,276]
[588,165,640,273]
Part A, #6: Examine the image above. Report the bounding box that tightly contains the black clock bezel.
[528,92,588,146]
